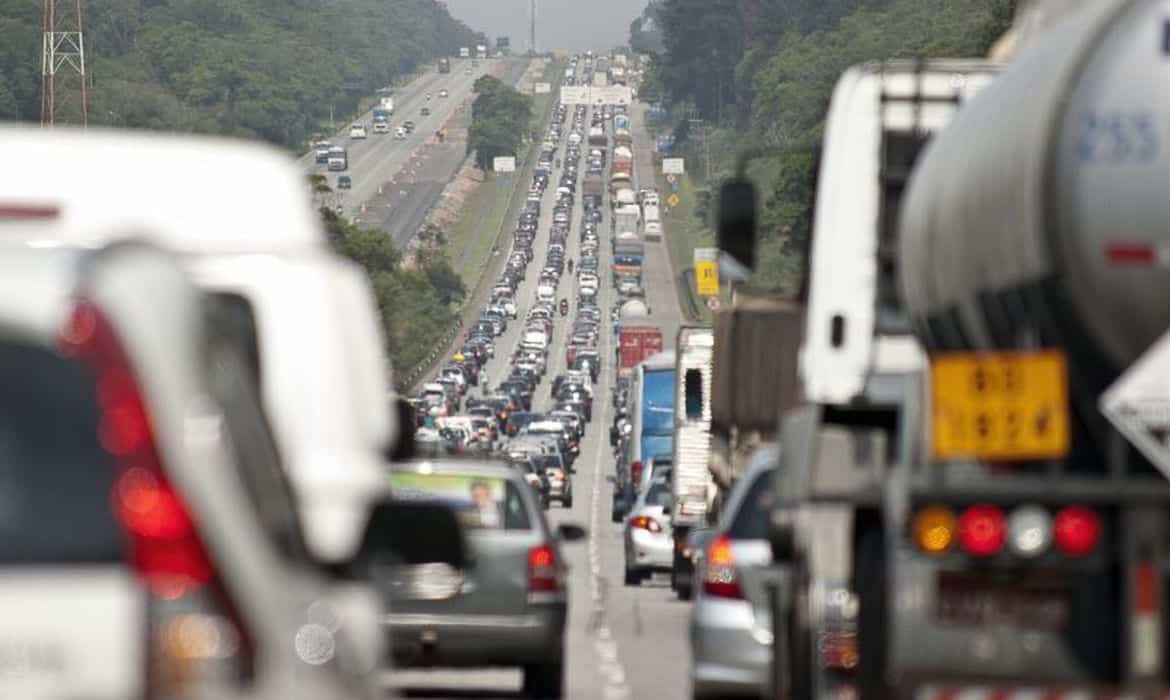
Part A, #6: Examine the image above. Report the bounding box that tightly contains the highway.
[388,74,691,699]
[302,58,530,246]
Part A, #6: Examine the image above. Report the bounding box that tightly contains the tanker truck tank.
[899,0,1170,458]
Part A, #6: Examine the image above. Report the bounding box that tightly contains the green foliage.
[468,75,532,171]
[655,0,743,120]
[0,0,478,147]
[320,209,464,373]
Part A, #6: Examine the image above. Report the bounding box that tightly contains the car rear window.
[0,341,122,563]
[728,470,776,541]
[390,472,532,531]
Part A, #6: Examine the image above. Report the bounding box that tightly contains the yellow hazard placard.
[931,350,1070,461]
[666,192,680,208]
[694,260,719,296]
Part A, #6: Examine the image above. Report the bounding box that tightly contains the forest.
[633,0,1016,292]
[468,74,533,171]
[0,0,481,149]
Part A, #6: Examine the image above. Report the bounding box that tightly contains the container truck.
[613,205,640,237]
[475,44,487,59]
[618,325,663,370]
[728,59,997,699]
[326,145,348,171]
[629,350,676,485]
[669,326,716,600]
[379,96,394,114]
[864,4,1170,696]
[588,127,607,147]
[438,57,451,73]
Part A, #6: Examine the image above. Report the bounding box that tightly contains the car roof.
[0,126,325,254]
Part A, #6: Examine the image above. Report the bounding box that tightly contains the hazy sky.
[442,0,649,53]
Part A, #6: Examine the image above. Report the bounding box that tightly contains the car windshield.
[644,482,672,510]
[390,472,531,531]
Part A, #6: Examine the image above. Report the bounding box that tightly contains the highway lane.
[389,91,692,699]
[301,58,502,218]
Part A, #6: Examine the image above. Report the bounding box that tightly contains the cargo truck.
[862,5,1170,696]
[476,44,487,59]
[611,241,644,284]
[326,145,348,171]
[628,351,676,499]
[459,47,470,58]
[438,57,451,73]
[379,96,394,114]
[583,173,604,198]
[669,326,716,600]
[588,127,607,147]
[618,324,663,370]
[702,59,998,699]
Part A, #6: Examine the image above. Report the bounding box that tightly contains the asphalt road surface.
[386,73,690,699]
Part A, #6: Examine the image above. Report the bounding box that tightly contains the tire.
[856,529,889,700]
[522,661,563,698]
[624,564,642,586]
[564,495,573,508]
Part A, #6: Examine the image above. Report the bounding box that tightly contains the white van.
[644,221,663,242]
[537,284,556,304]
[0,127,395,568]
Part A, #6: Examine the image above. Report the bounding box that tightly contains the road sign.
[560,86,590,104]
[667,192,680,208]
[665,174,677,185]
[693,248,720,297]
[534,82,551,94]
[1102,329,1170,478]
[706,297,720,311]
[492,156,516,172]
[931,350,1070,461]
[662,157,685,174]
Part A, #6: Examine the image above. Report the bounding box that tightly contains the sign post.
[693,247,720,297]
[1102,330,1170,479]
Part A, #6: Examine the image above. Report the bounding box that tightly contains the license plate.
[386,563,463,601]
[931,350,1070,461]
[936,574,1069,630]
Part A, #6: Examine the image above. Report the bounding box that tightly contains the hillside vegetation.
[638,0,1015,292]
[0,0,481,148]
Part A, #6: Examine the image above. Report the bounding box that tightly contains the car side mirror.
[351,498,470,574]
[557,523,587,542]
[717,177,757,272]
[768,509,795,562]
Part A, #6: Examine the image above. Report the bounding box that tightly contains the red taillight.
[631,460,643,488]
[61,300,253,683]
[1106,242,1156,266]
[958,504,1006,557]
[703,535,743,599]
[630,515,662,533]
[1054,505,1100,557]
[528,545,560,598]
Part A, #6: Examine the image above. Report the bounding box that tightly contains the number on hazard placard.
[931,351,1070,461]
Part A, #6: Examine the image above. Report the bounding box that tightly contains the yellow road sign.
[931,350,1070,461]
[666,192,680,208]
[694,260,719,296]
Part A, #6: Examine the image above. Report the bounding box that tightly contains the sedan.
[623,476,675,585]
[383,460,585,697]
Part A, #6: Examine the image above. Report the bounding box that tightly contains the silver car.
[623,475,675,585]
[0,243,382,700]
[380,459,585,698]
[689,444,780,699]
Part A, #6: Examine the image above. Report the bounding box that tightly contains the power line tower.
[41,0,88,128]
[529,0,536,56]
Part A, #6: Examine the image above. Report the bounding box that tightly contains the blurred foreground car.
[623,475,674,585]
[689,444,779,699]
[380,460,585,698]
[0,126,396,571]
[0,242,382,700]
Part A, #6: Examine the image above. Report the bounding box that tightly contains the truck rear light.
[703,535,743,599]
[912,505,956,555]
[1006,505,1052,558]
[61,300,255,689]
[630,516,661,533]
[958,504,1006,557]
[1053,505,1100,557]
[1106,242,1157,266]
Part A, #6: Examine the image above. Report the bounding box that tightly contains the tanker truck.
[877,2,1170,696]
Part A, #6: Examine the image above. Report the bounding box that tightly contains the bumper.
[628,529,673,570]
[690,597,771,697]
[386,607,566,667]
[548,479,571,500]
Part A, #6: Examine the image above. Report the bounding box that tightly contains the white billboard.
[662,157,685,175]
[591,86,633,106]
[534,82,551,94]
[492,156,516,173]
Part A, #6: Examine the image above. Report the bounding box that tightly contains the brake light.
[703,535,743,599]
[958,504,1006,557]
[61,300,254,688]
[1054,505,1100,557]
[630,515,661,533]
[527,545,560,601]
[631,460,643,488]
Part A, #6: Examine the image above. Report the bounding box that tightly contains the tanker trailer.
[885,0,1170,695]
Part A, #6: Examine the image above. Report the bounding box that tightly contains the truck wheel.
[856,530,889,700]
[522,661,563,698]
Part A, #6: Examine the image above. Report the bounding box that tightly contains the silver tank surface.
[900,0,1170,374]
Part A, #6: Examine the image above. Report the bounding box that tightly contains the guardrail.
[678,267,703,321]
[394,60,563,394]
